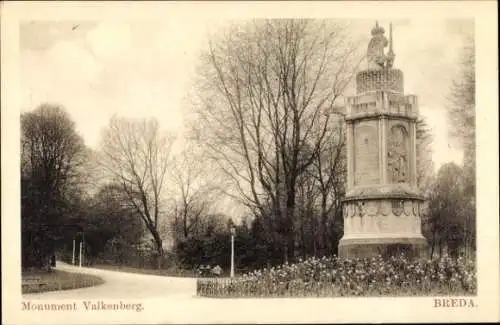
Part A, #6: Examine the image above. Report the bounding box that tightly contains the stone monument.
[338,22,427,259]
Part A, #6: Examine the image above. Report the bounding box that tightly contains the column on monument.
[380,117,388,184]
[378,119,383,184]
[346,122,355,189]
[383,91,389,112]
[410,121,417,186]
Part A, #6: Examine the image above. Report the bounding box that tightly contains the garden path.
[23,261,197,300]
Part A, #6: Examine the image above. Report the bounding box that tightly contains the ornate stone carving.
[380,200,391,216]
[392,199,404,216]
[367,22,387,69]
[403,200,412,216]
[355,201,365,217]
[367,22,395,70]
[387,125,409,183]
[366,201,379,216]
[343,204,348,219]
[412,201,419,216]
[349,204,355,218]
[354,122,380,185]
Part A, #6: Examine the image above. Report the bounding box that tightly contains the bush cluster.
[196,255,476,297]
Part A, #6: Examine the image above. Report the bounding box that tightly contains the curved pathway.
[23,261,197,300]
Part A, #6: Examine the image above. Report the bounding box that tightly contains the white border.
[2,1,498,324]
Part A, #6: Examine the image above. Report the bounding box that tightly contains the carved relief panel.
[387,123,410,183]
[354,121,380,186]
[391,199,404,216]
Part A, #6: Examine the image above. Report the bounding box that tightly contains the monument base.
[338,236,427,259]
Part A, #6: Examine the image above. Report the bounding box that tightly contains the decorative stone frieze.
[403,201,413,216]
[356,69,404,94]
[392,199,404,216]
[380,200,391,216]
[412,201,419,216]
[366,201,379,216]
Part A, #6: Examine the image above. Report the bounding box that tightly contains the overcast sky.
[20,18,473,172]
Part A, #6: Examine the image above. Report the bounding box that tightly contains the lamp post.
[230,227,236,278]
[78,232,85,267]
[72,238,76,265]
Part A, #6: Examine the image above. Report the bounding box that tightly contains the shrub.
[196,255,476,297]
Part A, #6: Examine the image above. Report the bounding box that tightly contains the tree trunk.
[279,207,288,265]
[286,190,296,263]
[183,215,188,239]
[283,242,288,264]
[300,216,306,260]
[284,217,295,263]
[313,234,317,258]
[430,230,436,259]
[150,228,164,269]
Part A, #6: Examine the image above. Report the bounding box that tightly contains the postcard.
[2,1,498,324]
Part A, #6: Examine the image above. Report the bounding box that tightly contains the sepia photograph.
[2,1,498,324]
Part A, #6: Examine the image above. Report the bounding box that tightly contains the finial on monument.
[371,21,385,36]
[389,23,393,51]
[367,21,394,70]
[386,23,396,69]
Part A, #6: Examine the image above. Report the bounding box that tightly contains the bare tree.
[309,117,346,255]
[426,162,468,258]
[446,36,476,257]
[169,145,223,241]
[84,183,146,263]
[98,116,175,268]
[447,36,475,171]
[293,116,346,258]
[191,19,361,262]
[416,117,435,197]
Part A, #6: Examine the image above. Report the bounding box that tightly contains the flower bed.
[196,255,476,297]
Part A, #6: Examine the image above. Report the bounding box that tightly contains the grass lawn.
[22,269,105,294]
[91,264,200,278]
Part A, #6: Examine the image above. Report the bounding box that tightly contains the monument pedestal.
[339,236,427,259]
[338,186,427,259]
